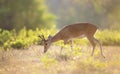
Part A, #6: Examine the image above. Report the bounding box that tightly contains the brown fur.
[51,23,97,42]
[40,23,105,58]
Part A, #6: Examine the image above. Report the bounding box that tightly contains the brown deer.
[39,23,105,58]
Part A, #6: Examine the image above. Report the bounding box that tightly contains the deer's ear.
[48,35,52,40]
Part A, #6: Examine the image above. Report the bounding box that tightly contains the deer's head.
[38,35,52,53]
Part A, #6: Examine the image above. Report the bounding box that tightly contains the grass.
[0,45,120,74]
[0,29,120,74]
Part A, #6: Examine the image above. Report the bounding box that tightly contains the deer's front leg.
[68,40,73,50]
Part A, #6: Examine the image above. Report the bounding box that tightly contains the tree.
[0,0,56,30]
[46,0,120,30]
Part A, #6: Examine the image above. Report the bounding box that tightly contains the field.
[0,45,120,74]
[0,29,120,74]
[1,0,120,74]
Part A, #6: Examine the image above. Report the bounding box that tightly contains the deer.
[38,23,105,58]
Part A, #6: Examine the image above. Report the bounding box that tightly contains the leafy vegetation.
[0,28,120,50]
[0,0,56,30]
[46,0,120,30]
[96,30,120,45]
[0,28,55,50]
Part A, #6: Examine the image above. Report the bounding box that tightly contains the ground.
[0,45,120,74]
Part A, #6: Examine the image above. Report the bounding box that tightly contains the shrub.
[10,39,25,49]
[0,29,12,45]
[96,30,120,45]
[1,28,120,50]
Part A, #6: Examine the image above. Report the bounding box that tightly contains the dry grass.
[0,45,120,74]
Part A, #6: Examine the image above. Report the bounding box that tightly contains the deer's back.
[58,23,97,39]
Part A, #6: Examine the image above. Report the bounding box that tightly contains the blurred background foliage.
[0,0,120,30]
[0,0,120,49]
[46,0,120,30]
[0,0,56,30]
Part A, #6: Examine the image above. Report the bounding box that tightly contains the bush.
[10,40,25,49]
[1,28,120,50]
[1,28,56,50]
[0,29,12,45]
[96,30,120,45]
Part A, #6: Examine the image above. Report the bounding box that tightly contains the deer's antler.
[38,34,45,41]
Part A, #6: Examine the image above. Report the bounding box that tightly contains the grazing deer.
[39,23,105,58]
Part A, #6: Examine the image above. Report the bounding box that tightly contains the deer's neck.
[51,33,61,43]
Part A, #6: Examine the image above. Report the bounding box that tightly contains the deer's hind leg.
[93,37,105,58]
[87,37,96,56]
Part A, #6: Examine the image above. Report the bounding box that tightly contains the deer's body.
[51,23,97,43]
[39,23,105,58]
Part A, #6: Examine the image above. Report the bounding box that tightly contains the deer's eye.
[45,43,47,45]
